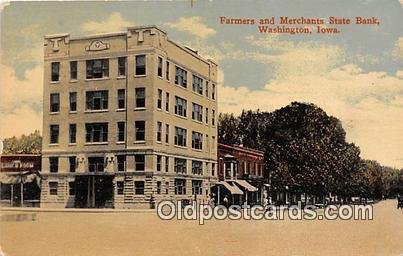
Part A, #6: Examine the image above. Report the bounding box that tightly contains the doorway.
[74,175,114,208]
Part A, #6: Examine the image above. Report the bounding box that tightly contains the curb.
[0,207,156,214]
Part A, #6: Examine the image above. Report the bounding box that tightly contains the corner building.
[41,26,218,208]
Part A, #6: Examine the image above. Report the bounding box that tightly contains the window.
[157,57,163,77]
[174,158,187,174]
[86,59,109,79]
[88,157,104,172]
[135,88,146,108]
[49,182,58,195]
[192,132,203,150]
[192,161,203,175]
[157,89,162,109]
[69,92,77,112]
[192,75,203,95]
[212,163,216,176]
[69,124,76,144]
[117,122,125,142]
[205,108,209,124]
[165,156,169,172]
[117,181,124,195]
[174,127,187,147]
[205,81,209,97]
[165,124,169,143]
[134,181,145,195]
[69,156,76,173]
[212,109,216,126]
[192,103,203,122]
[156,181,162,194]
[135,155,145,171]
[174,179,186,195]
[117,155,126,172]
[51,62,60,82]
[175,66,187,87]
[135,121,145,141]
[157,155,162,172]
[69,182,75,196]
[157,122,162,142]
[50,125,59,144]
[212,84,216,100]
[85,123,108,143]
[49,157,58,173]
[165,92,169,112]
[50,93,60,113]
[174,96,187,117]
[118,57,126,77]
[166,61,170,80]
[165,181,169,194]
[135,55,146,76]
[70,61,77,80]
[117,89,125,109]
[192,180,202,195]
[86,90,108,111]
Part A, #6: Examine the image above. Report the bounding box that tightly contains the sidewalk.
[0,207,155,213]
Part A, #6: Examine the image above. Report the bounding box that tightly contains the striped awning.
[233,179,258,192]
[218,181,243,195]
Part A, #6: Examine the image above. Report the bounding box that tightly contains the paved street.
[1,200,402,256]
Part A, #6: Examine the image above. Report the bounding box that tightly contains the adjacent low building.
[212,143,266,206]
[41,26,218,208]
[0,154,41,207]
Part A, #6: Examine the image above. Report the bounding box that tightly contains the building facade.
[41,26,218,208]
[212,143,266,205]
[0,154,41,207]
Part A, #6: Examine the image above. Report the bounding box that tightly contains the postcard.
[0,1,402,255]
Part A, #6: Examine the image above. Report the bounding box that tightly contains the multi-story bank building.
[41,26,218,208]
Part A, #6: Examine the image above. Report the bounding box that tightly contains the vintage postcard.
[0,0,402,255]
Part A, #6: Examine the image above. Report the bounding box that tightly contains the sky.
[0,0,402,168]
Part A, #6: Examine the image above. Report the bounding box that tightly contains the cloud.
[218,64,403,168]
[229,35,345,80]
[0,64,43,138]
[392,37,403,59]
[165,16,216,39]
[81,12,134,34]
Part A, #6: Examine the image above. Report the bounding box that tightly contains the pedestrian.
[223,195,229,208]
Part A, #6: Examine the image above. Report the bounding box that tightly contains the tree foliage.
[218,102,402,198]
[3,130,42,154]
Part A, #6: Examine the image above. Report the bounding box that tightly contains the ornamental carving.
[85,40,110,51]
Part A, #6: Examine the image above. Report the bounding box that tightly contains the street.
[1,200,402,256]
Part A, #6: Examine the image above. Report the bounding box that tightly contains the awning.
[218,181,243,195]
[233,179,258,192]
[0,171,41,186]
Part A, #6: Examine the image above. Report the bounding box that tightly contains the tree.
[218,113,241,145]
[262,102,361,197]
[3,130,42,154]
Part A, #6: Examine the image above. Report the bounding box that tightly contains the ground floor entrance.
[74,175,114,208]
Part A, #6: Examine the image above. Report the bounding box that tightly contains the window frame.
[135,88,146,108]
[86,59,109,79]
[135,55,146,76]
[51,62,60,82]
[174,127,187,147]
[70,61,77,80]
[135,121,146,141]
[50,93,60,113]
[69,123,77,144]
[117,89,126,110]
[174,96,187,117]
